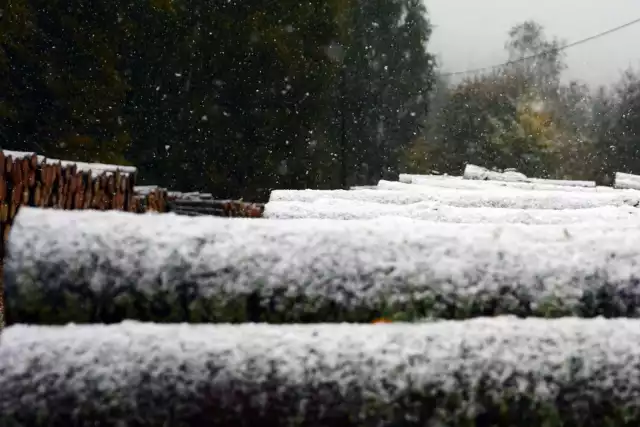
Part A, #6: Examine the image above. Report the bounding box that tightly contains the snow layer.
[399,173,457,183]
[8,207,640,322]
[265,199,640,223]
[3,318,640,425]
[134,185,166,195]
[270,187,640,209]
[3,150,46,163]
[463,164,595,187]
[614,172,640,190]
[2,149,137,175]
[464,164,528,182]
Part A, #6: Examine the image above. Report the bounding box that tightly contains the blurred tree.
[592,70,640,179]
[1,0,132,163]
[411,19,599,180]
[332,0,435,186]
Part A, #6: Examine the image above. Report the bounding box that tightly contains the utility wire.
[440,16,640,77]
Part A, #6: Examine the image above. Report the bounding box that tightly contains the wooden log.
[28,153,38,170]
[4,155,12,176]
[11,182,22,206]
[10,208,640,326]
[3,222,9,242]
[33,182,42,207]
[5,319,640,426]
[8,203,16,221]
[27,167,35,188]
[107,175,115,194]
[0,203,7,222]
[10,159,21,185]
[83,187,92,209]
[20,158,29,185]
[68,173,78,194]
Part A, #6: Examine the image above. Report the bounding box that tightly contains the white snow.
[399,173,457,184]
[44,158,137,175]
[392,176,613,192]
[265,199,640,223]
[615,172,640,190]
[168,191,213,200]
[2,149,136,175]
[3,150,47,163]
[463,164,595,187]
[2,317,640,419]
[8,207,640,312]
[134,185,166,195]
[270,188,640,209]
[464,164,528,182]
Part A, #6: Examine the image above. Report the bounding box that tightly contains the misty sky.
[426,0,640,88]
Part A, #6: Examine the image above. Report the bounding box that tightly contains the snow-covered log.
[265,199,640,223]
[269,187,640,209]
[394,176,613,192]
[377,179,610,194]
[8,207,640,324]
[399,173,455,183]
[463,164,595,187]
[464,164,528,182]
[3,318,640,426]
[614,172,640,190]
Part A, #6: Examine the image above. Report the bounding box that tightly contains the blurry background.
[3,0,640,200]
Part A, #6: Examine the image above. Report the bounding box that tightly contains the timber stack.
[0,150,139,255]
[168,191,265,217]
[133,186,169,213]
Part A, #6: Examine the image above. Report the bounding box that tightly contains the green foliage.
[592,70,640,178]
[404,20,602,180]
[0,0,131,161]
[1,0,435,197]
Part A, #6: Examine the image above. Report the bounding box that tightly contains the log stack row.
[169,195,264,217]
[133,189,265,217]
[0,150,140,253]
[133,186,169,213]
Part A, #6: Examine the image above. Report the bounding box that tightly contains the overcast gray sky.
[427,0,640,87]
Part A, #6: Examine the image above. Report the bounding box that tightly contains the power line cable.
[440,16,640,77]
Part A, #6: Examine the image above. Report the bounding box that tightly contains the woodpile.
[0,150,139,255]
[134,188,265,217]
[133,186,169,213]
[169,194,264,217]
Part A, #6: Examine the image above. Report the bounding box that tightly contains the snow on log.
[3,318,640,426]
[2,149,136,175]
[399,173,456,183]
[464,164,528,181]
[269,187,640,209]
[614,172,640,190]
[377,179,610,195]
[463,164,595,187]
[8,207,640,324]
[264,199,640,223]
[394,176,613,192]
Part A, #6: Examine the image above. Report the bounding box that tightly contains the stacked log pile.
[133,186,169,213]
[0,150,139,253]
[168,191,264,217]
